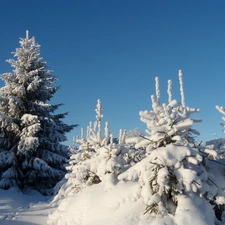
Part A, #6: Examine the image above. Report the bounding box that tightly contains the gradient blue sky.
[0,0,225,145]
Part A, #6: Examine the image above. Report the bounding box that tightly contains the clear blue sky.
[0,0,225,145]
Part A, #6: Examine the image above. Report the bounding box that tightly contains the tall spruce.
[0,31,76,194]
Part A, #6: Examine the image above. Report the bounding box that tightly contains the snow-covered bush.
[54,100,135,201]
[119,70,222,220]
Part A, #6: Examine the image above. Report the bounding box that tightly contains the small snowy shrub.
[119,70,221,218]
[55,100,135,200]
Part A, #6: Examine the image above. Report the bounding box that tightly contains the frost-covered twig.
[178,70,185,107]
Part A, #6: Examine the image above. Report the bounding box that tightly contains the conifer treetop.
[76,99,108,149]
[167,79,172,103]
[155,77,160,105]
[26,30,29,39]
[179,70,185,107]
[137,70,201,149]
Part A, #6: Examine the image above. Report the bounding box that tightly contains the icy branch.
[26,30,29,39]
[179,70,185,107]
[81,128,84,140]
[104,121,110,145]
[167,80,172,103]
[95,99,103,142]
[155,77,160,105]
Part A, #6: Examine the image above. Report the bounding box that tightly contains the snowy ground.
[0,181,222,225]
[48,180,217,225]
[0,188,55,225]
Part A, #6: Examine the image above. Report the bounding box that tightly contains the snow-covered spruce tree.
[119,70,222,219]
[55,99,135,199]
[0,31,76,194]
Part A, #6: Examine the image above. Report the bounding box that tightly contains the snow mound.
[48,180,218,225]
[48,181,145,225]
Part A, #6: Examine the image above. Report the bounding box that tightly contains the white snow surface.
[0,188,55,225]
[0,178,222,225]
[48,179,219,225]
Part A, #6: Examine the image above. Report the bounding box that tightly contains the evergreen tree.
[0,31,76,194]
[119,71,223,219]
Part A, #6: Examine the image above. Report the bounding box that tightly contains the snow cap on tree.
[167,79,172,103]
[136,70,202,150]
[179,70,185,107]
